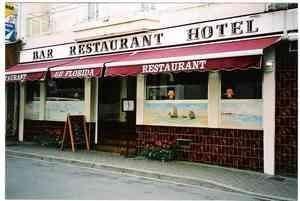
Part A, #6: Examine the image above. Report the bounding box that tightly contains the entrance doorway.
[97,76,137,155]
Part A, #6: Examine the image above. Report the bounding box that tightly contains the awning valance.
[105,36,281,76]
[49,52,131,79]
[5,58,78,82]
[6,36,281,81]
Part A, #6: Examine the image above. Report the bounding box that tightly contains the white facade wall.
[20,4,81,48]
[14,3,297,174]
[159,3,266,26]
[20,3,268,50]
[262,47,276,175]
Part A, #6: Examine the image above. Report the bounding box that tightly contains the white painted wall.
[39,81,46,120]
[136,74,145,125]
[159,3,266,26]
[18,83,26,141]
[84,78,92,122]
[20,3,270,50]
[262,47,276,175]
[208,72,221,128]
[20,3,82,49]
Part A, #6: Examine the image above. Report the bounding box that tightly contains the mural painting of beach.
[45,101,84,121]
[25,101,40,120]
[144,100,208,127]
[221,99,262,130]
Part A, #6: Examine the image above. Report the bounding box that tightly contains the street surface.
[6,155,268,200]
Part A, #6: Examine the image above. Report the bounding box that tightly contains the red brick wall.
[137,125,263,171]
[275,41,298,176]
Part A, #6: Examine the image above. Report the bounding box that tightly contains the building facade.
[5,3,22,140]
[5,3,298,176]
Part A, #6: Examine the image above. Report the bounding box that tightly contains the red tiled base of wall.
[275,67,298,176]
[24,120,95,147]
[136,125,263,171]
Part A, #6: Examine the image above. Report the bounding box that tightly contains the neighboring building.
[5,3,21,140]
[5,3,298,176]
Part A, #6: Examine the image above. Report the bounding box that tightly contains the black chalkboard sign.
[60,114,90,152]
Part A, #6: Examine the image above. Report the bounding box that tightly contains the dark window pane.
[26,81,40,102]
[46,79,84,101]
[288,3,298,9]
[102,77,121,104]
[221,70,262,99]
[289,41,298,53]
[146,72,208,100]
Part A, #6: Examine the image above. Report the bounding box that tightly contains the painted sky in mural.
[221,100,262,130]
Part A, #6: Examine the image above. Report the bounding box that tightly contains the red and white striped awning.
[49,52,131,79]
[5,36,281,81]
[105,36,281,76]
[5,58,77,82]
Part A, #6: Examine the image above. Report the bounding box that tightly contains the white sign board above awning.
[19,9,297,63]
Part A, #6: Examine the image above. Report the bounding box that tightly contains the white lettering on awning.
[53,69,95,78]
[5,74,27,81]
[142,60,207,73]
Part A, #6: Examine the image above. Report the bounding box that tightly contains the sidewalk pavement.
[6,143,298,201]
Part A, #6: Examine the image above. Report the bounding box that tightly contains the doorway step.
[95,138,137,156]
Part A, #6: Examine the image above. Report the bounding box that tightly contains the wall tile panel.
[137,125,263,171]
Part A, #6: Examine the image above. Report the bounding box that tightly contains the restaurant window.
[26,81,40,102]
[221,70,262,99]
[46,79,84,101]
[146,72,208,100]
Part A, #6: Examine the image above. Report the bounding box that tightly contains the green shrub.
[140,141,177,161]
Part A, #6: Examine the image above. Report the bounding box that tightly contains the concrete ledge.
[6,149,296,201]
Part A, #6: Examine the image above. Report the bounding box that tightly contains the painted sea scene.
[25,100,85,121]
[25,101,40,120]
[45,101,84,121]
[144,100,208,127]
[221,99,262,130]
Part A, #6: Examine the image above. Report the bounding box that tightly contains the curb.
[6,149,296,201]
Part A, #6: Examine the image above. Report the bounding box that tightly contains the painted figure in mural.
[74,92,79,99]
[224,87,235,99]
